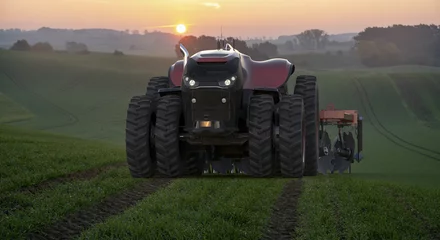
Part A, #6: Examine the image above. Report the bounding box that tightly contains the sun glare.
[176,24,187,34]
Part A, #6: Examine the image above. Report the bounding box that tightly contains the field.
[1,50,440,239]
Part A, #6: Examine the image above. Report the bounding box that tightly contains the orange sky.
[1,0,439,37]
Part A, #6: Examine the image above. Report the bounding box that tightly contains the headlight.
[219,76,237,87]
[183,76,198,87]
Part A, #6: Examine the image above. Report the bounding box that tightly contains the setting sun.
[176,24,187,34]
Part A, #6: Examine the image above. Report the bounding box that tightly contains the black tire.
[248,94,275,177]
[278,95,306,178]
[125,95,156,178]
[145,76,170,105]
[155,95,183,177]
[278,83,288,95]
[294,75,319,176]
[184,151,206,176]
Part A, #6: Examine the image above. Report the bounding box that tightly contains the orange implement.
[319,103,358,126]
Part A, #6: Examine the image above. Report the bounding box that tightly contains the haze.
[1,0,439,37]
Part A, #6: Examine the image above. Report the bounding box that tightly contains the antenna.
[220,25,223,40]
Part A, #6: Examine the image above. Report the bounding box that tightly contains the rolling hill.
[1,50,439,239]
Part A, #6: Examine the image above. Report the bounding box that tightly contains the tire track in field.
[26,178,173,240]
[358,78,440,156]
[353,79,440,162]
[260,179,302,240]
[1,71,79,130]
[1,162,127,215]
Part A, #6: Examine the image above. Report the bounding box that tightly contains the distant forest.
[3,24,440,67]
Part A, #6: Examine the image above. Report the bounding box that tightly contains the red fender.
[241,55,294,90]
[168,55,294,89]
[168,60,184,87]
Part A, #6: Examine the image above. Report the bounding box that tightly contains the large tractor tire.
[278,95,306,178]
[248,94,275,177]
[278,83,289,96]
[184,151,206,176]
[145,76,170,108]
[155,95,183,177]
[293,75,319,176]
[125,95,156,178]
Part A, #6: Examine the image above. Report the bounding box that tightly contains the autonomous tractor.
[125,41,364,178]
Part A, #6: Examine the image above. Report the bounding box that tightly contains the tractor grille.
[190,89,231,121]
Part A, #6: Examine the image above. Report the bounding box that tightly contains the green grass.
[0,92,33,123]
[1,167,141,239]
[296,176,440,240]
[0,124,125,194]
[79,178,288,240]
[1,50,440,239]
[0,50,176,144]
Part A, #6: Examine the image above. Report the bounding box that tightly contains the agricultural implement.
[125,41,363,178]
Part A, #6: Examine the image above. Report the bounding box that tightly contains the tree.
[10,39,31,51]
[31,42,53,52]
[175,35,198,57]
[296,29,329,50]
[65,41,89,54]
[252,41,278,57]
[354,24,440,66]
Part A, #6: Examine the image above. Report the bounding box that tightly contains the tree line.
[7,24,440,67]
[175,35,279,60]
[354,24,440,67]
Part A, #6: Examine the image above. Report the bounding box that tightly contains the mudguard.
[168,54,295,89]
[168,60,184,87]
[241,55,294,90]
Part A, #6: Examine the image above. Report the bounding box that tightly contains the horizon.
[1,0,439,38]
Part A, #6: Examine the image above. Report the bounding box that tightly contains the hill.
[1,50,440,239]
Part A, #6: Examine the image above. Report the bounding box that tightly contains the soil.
[260,179,303,240]
[26,178,172,240]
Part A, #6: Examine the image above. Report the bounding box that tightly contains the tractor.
[125,41,363,178]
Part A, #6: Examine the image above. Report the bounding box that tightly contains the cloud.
[202,2,220,9]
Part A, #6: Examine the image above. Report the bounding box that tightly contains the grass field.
[1,50,440,239]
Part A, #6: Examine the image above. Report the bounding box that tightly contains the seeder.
[317,103,364,174]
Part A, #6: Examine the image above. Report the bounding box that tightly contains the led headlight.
[189,79,196,86]
[219,76,237,87]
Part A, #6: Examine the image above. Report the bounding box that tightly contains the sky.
[1,0,439,37]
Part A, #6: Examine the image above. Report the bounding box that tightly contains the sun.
[176,24,187,34]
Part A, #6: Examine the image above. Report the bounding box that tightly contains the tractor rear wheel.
[155,95,183,177]
[125,95,156,178]
[145,76,170,106]
[248,94,275,177]
[294,75,319,176]
[278,95,306,178]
